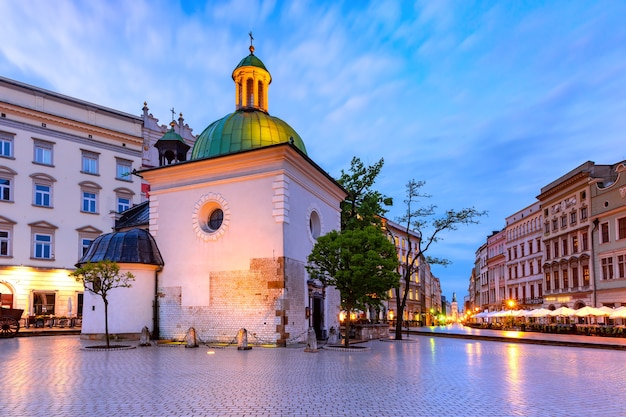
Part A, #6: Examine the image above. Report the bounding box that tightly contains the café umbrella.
[548,306,576,317]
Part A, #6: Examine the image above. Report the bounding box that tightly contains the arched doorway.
[0,281,14,308]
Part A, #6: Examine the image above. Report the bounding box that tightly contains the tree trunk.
[344,303,353,348]
[394,301,404,340]
[104,299,110,348]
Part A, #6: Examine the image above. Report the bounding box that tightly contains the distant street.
[1,334,625,416]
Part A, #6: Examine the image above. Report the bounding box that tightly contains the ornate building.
[79,43,346,345]
[0,76,195,322]
[505,201,543,309]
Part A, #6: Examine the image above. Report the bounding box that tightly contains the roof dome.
[77,228,164,266]
[233,53,271,80]
[191,110,306,159]
[190,41,306,160]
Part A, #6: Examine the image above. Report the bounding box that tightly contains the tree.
[306,226,399,347]
[392,179,486,340]
[71,260,135,348]
[338,157,393,231]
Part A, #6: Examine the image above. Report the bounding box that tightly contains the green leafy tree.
[392,179,486,340]
[71,260,135,348]
[307,226,399,347]
[338,157,393,231]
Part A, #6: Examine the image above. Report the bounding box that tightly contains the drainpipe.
[591,218,599,307]
[152,267,161,340]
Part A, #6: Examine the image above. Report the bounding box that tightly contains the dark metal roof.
[77,228,164,266]
[115,201,149,230]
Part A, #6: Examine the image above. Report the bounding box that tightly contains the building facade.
[382,218,442,326]
[0,76,195,321]
[505,201,543,310]
[590,161,626,307]
[79,44,346,345]
[469,160,626,313]
[537,161,599,309]
[486,229,506,311]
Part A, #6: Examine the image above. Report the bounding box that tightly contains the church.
[78,42,346,346]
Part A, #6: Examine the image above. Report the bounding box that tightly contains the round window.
[309,210,321,239]
[192,193,230,241]
[209,208,224,231]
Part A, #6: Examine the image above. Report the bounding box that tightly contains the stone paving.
[2,333,626,417]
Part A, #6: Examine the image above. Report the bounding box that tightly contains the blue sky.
[2,1,625,304]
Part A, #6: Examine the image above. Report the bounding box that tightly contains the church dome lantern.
[154,120,191,166]
[191,36,306,160]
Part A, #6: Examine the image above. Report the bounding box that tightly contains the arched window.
[246,78,254,107]
[257,81,264,109]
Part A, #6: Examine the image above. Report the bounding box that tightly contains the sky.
[1,0,626,304]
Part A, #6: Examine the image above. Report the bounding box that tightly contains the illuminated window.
[582,265,590,286]
[33,292,55,315]
[572,235,579,253]
[553,270,560,290]
[545,272,551,291]
[257,80,264,109]
[246,78,254,107]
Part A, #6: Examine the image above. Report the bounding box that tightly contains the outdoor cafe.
[467,305,626,337]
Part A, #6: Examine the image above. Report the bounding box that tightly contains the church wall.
[280,168,343,337]
[151,171,291,342]
[80,264,157,339]
[157,256,309,345]
[143,146,345,345]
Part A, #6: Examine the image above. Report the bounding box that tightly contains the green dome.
[191,109,307,159]
[233,53,271,79]
[158,127,186,144]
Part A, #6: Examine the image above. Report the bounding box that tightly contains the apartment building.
[0,76,195,319]
[590,161,626,307]
[505,201,544,309]
[486,229,506,310]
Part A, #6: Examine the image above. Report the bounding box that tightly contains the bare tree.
[392,179,486,340]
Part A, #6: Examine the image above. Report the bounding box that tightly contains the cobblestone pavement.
[1,335,625,417]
